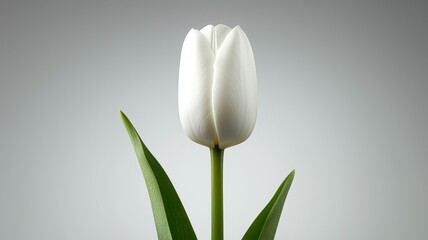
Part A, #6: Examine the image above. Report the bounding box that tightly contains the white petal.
[200,25,214,47]
[212,26,258,149]
[178,29,216,148]
[200,24,232,54]
[214,24,232,50]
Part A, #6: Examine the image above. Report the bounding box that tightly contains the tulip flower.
[121,24,294,240]
[178,24,258,240]
[178,24,257,150]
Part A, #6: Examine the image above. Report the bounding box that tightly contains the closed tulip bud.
[178,24,257,149]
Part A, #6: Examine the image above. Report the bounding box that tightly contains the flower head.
[179,24,257,149]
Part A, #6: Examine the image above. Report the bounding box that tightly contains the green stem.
[211,146,224,240]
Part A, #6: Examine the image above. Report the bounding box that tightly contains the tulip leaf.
[121,111,197,240]
[242,170,295,240]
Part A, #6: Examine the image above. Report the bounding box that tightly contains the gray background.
[1,0,427,239]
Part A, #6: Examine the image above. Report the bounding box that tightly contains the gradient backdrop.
[1,0,427,239]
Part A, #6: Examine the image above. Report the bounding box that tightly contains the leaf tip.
[120,110,129,122]
[289,169,295,181]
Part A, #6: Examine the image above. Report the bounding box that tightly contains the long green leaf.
[121,111,197,240]
[242,170,295,240]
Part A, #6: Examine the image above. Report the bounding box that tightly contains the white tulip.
[178,24,257,149]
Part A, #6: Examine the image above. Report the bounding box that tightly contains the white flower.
[178,24,257,149]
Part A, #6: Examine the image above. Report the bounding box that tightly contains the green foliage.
[242,170,295,240]
[121,111,197,240]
